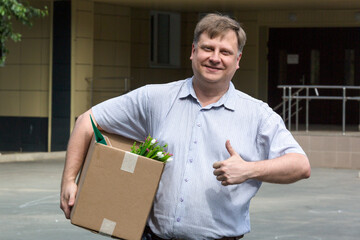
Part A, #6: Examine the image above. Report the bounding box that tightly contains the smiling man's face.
[190,30,241,89]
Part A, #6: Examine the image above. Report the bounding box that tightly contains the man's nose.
[209,50,220,64]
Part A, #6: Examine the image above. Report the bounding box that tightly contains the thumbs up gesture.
[213,140,252,186]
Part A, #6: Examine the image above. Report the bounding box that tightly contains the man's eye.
[202,47,212,51]
[221,51,231,55]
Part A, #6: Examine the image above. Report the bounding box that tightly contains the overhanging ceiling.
[95,0,360,11]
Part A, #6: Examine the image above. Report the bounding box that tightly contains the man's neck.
[192,80,229,107]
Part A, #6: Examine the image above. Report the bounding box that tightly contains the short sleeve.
[258,112,306,160]
[92,86,149,141]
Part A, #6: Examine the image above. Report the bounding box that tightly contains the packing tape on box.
[121,152,138,173]
[99,218,116,236]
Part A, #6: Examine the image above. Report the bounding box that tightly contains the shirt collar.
[179,77,236,111]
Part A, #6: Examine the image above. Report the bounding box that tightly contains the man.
[60,13,311,239]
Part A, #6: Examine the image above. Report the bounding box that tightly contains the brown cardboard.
[70,132,165,240]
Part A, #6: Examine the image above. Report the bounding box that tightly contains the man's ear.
[190,43,195,60]
[236,52,242,69]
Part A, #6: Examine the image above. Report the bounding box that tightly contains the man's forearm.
[61,110,95,184]
[250,153,311,184]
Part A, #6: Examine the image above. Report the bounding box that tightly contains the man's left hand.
[213,140,252,186]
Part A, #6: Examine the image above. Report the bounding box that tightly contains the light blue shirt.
[92,77,305,239]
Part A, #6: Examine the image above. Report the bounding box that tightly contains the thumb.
[225,140,237,157]
[68,192,76,207]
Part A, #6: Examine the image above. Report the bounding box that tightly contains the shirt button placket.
[174,110,200,229]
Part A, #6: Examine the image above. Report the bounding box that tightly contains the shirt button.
[185,178,188,182]
[176,217,181,222]
[194,140,197,144]
[180,198,184,202]
[197,123,201,127]
[189,159,193,163]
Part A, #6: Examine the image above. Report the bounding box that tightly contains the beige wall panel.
[94,40,116,65]
[77,11,94,38]
[131,8,149,20]
[40,17,50,38]
[94,3,130,16]
[75,65,92,91]
[130,68,187,89]
[19,65,49,91]
[0,66,20,90]
[93,80,127,93]
[0,92,20,116]
[232,70,258,97]
[41,38,50,64]
[242,21,258,46]
[93,66,130,79]
[20,65,43,90]
[240,45,257,71]
[75,38,93,64]
[21,19,43,38]
[72,0,94,131]
[92,91,122,105]
[99,15,120,40]
[93,67,129,91]
[77,0,94,11]
[99,15,130,41]
[94,41,130,67]
[131,43,149,68]
[5,40,21,64]
[115,42,131,66]
[182,12,198,22]
[237,11,259,22]
[20,91,48,117]
[131,19,150,44]
[20,39,43,64]
[94,14,101,38]
[74,91,91,114]
[40,65,49,91]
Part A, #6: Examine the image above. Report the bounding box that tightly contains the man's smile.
[203,64,224,71]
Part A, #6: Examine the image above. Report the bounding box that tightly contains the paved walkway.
[1,159,359,240]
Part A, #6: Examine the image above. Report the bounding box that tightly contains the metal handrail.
[277,85,360,135]
[85,77,130,106]
[273,88,304,112]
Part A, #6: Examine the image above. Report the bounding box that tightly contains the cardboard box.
[70,132,165,240]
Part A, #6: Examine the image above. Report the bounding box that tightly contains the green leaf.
[90,115,107,145]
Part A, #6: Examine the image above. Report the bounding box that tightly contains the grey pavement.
[1,157,359,240]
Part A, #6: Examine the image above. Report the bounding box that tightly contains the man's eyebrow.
[220,46,235,54]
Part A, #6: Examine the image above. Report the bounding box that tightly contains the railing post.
[124,78,128,92]
[296,92,299,131]
[342,87,346,135]
[306,88,309,132]
[288,87,292,130]
[282,87,286,121]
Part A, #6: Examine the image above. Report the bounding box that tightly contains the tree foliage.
[0,0,48,65]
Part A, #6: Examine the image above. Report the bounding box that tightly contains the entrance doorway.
[268,27,360,126]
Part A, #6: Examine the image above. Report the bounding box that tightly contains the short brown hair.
[193,13,246,53]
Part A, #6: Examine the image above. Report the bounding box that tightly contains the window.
[150,11,180,68]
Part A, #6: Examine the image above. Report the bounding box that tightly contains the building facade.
[0,0,359,152]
